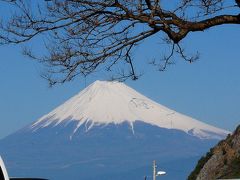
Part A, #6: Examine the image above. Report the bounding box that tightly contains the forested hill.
[188,125,240,180]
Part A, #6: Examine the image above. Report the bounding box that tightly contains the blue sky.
[0,8,240,139]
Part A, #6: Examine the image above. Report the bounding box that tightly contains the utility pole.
[152,160,166,179]
[153,160,156,180]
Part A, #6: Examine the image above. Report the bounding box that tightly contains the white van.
[0,156,48,180]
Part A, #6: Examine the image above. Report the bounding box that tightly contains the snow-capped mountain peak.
[30,80,229,139]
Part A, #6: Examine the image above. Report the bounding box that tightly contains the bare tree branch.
[0,0,239,85]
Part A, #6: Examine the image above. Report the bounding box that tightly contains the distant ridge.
[0,80,231,180]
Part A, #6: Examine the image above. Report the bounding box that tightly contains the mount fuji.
[0,81,229,180]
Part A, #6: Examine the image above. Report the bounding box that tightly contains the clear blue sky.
[0,7,240,139]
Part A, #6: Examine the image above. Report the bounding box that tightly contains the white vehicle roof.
[0,156,9,180]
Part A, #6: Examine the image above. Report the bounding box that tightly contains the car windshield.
[0,166,5,180]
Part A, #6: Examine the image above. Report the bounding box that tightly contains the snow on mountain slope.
[30,80,229,139]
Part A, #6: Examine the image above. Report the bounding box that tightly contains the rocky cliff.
[188,125,240,180]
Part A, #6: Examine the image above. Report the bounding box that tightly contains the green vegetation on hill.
[219,156,240,179]
[187,149,213,180]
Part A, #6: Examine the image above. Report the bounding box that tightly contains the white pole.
[153,160,156,180]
